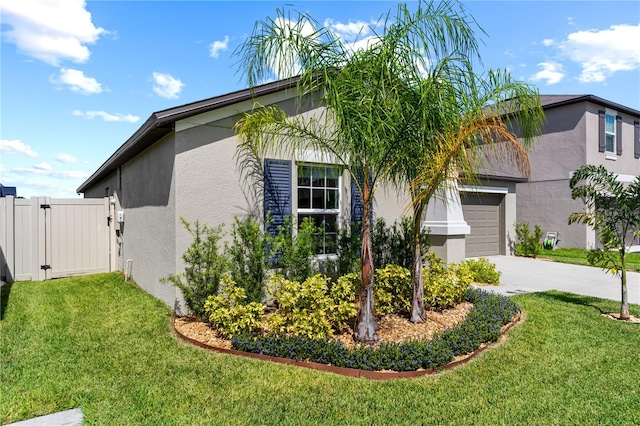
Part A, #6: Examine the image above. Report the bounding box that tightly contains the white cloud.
[567,17,575,26]
[12,165,89,179]
[0,139,39,157]
[210,35,229,59]
[0,0,106,66]
[52,68,102,94]
[56,154,80,163]
[542,39,555,47]
[559,24,640,83]
[530,62,565,85]
[33,162,53,171]
[324,19,372,42]
[72,110,140,123]
[151,72,184,99]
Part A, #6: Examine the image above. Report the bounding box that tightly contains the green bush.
[371,216,430,270]
[266,274,357,339]
[161,217,228,319]
[374,264,412,316]
[204,275,265,338]
[231,288,520,372]
[204,275,265,339]
[515,221,544,258]
[458,257,502,285]
[273,216,317,282]
[227,216,272,303]
[424,252,472,310]
[325,220,361,278]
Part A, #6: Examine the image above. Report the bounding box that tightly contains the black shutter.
[616,115,622,156]
[263,158,291,237]
[598,110,606,153]
[635,121,640,159]
[350,169,373,229]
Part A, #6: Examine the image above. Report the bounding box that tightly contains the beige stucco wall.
[118,133,179,309]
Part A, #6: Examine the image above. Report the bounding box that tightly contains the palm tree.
[569,165,640,320]
[234,1,484,341]
[391,64,544,322]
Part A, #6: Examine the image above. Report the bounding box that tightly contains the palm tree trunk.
[620,256,630,320]
[354,181,378,343]
[410,202,427,323]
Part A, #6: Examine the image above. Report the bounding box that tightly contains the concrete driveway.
[483,255,640,305]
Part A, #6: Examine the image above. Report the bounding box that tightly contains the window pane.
[312,189,324,209]
[326,167,339,188]
[605,134,615,152]
[298,188,310,209]
[312,167,324,187]
[298,165,311,186]
[605,115,615,133]
[326,189,338,209]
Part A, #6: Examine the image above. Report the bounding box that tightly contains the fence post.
[35,196,52,281]
[1,196,16,283]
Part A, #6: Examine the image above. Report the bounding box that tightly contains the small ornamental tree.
[569,165,640,320]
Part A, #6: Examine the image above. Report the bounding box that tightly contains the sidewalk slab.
[6,409,83,426]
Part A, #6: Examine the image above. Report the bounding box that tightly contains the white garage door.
[462,193,503,257]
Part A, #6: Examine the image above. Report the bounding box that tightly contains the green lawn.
[537,247,640,272]
[2,273,639,425]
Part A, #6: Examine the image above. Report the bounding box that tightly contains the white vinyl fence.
[1,196,113,282]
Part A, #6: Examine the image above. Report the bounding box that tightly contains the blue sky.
[1,0,639,198]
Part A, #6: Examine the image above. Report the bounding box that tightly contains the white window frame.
[296,163,342,255]
[605,108,616,156]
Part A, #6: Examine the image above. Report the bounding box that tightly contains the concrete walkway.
[6,409,83,426]
[484,255,640,305]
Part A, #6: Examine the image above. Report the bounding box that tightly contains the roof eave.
[77,77,300,194]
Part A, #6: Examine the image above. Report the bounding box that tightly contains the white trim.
[459,185,508,194]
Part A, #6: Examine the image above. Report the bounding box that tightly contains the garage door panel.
[462,193,503,257]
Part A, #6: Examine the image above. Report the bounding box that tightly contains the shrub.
[458,257,502,285]
[231,288,519,372]
[515,221,544,258]
[204,275,265,338]
[371,216,430,270]
[273,216,317,282]
[424,252,472,310]
[325,220,361,278]
[374,264,412,316]
[161,217,228,319]
[227,216,272,303]
[266,274,356,339]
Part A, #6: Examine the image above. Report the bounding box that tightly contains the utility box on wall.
[116,210,124,224]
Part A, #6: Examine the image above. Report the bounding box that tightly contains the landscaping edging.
[173,311,522,380]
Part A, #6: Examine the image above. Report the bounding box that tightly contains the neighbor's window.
[605,113,616,153]
[297,164,340,254]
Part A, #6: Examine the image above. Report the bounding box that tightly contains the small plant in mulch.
[227,287,520,372]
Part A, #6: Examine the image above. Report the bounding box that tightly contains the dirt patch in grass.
[602,312,640,323]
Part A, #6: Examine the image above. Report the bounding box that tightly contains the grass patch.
[2,273,640,424]
[538,248,640,272]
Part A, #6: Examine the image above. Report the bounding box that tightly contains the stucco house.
[77,78,518,309]
[77,80,638,309]
[515,95,640,249]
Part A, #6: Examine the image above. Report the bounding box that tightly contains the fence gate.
[1,196,111,282]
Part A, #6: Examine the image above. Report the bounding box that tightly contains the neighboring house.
[0,184,17,197]
[515,95,640,249]
[75,79,525,309]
